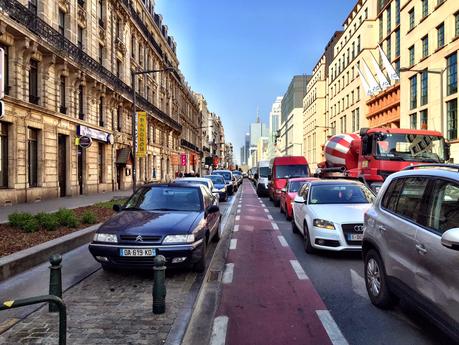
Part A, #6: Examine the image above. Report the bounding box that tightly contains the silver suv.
[362,164,459,340]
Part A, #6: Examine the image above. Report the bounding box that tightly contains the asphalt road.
[261,192,455,345]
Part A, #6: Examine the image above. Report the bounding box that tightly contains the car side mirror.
[113,204,122,212]
[207,205,220,214]
[441,228,459,251]
[294,195,305,204]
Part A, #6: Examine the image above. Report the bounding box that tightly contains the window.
[379,19,383,42]
[395,0,400,25]
[409,113,417,129]
[0,123,8,188]
[456,12,459,38]
[387,6,392,35]
[0,44,9,95]
[395,29,400,56]
[29,59,39,105]
[58,10,65,37]
[387,36,392,60]
[422,0,428,18]
[99,97,104,127]
[357,36,360,53]
[97,0,104,27]
[117,107,122,132]
[115,17,121,39]
[356,86,360,101]
[78,85,84,119]
[116,59,121,78]
[381,179,403,212]
[98,143,104,183]
[394,177,429,223]
[28,128,38,187]
[437,23,445,49]
[421,70,428,105]
[447,53,457,96]
[77,26,84,50]
[447,99,457,140]
[98,44,103,65]
[410,75,417,109]
[427,180,459,233]
[131,35,135,58]
[409,45,415,66]
[420,109,428,129]
[59,76,66,114]
[409,8,415,30]
[29,0,37,15]
[422,35,428,58]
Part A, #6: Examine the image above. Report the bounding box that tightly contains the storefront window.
[28,128,38,187]
[0,123,8,188]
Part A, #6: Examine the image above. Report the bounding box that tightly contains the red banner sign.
[180,154,187,166]
[213,157,219,167]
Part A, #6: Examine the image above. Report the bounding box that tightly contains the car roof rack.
[402,163,459,171]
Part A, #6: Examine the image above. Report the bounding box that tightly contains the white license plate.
[120,248,156,257]
[348,234,363,241]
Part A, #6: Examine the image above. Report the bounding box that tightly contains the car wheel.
[291,217,300,234]
[303,222,316,254]
[364,249,395,309]
[213,217,222,242]
[286,210,292,221]
[194,238,207,273]
[280,202,285,214]
[273,199,280,207]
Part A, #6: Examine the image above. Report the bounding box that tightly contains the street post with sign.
[137,112,147,158]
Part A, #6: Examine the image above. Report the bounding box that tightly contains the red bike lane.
[212,180,346,345]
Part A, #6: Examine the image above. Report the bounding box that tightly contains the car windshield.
[259,167,271,177]
[232,171,242,176]
[214,171,231,181]
[288,181,307,193]
[375,133,445,162]
[206,175,225,184]
[176,179,208,187]
[309,184,374,205]
[276,165,309,179]
[124,186,202,212]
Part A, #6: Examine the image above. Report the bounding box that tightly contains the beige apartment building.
[399,0,459,158]
[0,0,202,205]
[328,0,379,135]
[303,32,342,167]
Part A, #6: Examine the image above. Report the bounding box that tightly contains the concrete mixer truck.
[316,128,450,192]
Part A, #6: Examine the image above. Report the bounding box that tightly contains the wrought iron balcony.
[1,0,181,132]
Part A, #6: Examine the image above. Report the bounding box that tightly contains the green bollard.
[152,255,166,314]
[49,254,63,313]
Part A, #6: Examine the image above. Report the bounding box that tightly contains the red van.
[268,156,310,206]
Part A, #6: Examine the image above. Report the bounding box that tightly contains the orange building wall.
[366,84,400,128]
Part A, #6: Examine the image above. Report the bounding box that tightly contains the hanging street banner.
[137,112,147,158]
[180,153,187,166]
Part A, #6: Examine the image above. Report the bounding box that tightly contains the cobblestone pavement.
[0,268,196,345]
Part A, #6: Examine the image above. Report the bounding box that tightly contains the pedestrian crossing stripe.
[3,301,14,308]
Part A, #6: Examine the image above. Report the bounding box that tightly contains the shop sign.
[137,112,147,158]
[180,154,187,166]
[77,125,111,144]
[213,156,219,167]
[171,154,180,166]
[78,136,92,149]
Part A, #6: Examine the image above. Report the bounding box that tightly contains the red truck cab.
[268,156,310,207]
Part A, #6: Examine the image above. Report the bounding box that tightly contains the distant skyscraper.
[269,97,283,136]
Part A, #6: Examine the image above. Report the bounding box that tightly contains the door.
[77,146,84,195]
[58,134,67,197]
[377,177,429,288]
[414,179,459,323]
[117,165,122,190]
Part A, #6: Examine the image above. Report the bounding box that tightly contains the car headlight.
[163,234,195,244]
[219,187,226,192]
[94,233,118,243]
[313,219,335,230]
[275,188,282,194]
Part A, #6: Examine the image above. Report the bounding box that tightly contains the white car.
[292,180,375,253]
[174,177,220,206]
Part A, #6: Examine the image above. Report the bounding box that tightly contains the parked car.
[213,170,237,195]
[280,177,317,220]
[292,179,374,253]
[204,175,228,202]
[255,160,271,197]
[173,177,220,205]
[362,164,459,340]
[88,183,221,272]
[268,156,310,206]
[232,170,243,186]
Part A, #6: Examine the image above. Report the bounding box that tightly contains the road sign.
[137,112,147,157]
[78,136,92,149]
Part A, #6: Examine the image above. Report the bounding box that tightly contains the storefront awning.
[116,148,132,165]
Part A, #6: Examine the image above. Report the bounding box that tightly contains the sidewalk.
[0,190,132,223]
[210,180,346,345]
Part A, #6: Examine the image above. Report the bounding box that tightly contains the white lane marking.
[290,260,309,280]
[230,239,237,250]
[267,215,273,220]
[277,235,288,247]
[237,205,241,209]
[222,263,234,284]
[236,209,241,214]
[233,224,239,232]
[264,208,269,213]
[316,310,349,345]
[235,215,240,221]
[210,316,229,345]
[350,269,369,300]
[271,222,279,230]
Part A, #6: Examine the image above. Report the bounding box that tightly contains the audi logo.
[354,225,364,232]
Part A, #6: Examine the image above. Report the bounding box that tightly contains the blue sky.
[155,0,355,163]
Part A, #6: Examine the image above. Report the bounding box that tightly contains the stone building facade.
[0,0,202,205]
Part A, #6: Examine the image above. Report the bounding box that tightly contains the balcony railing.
[1,0,181,132]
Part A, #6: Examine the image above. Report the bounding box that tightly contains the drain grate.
[207,270,220,282]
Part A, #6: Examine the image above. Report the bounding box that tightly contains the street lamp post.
[131,67,175,192]
[399,67,446,134]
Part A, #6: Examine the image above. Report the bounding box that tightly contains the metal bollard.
[49,254,63,313]
[152,255,167,314]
